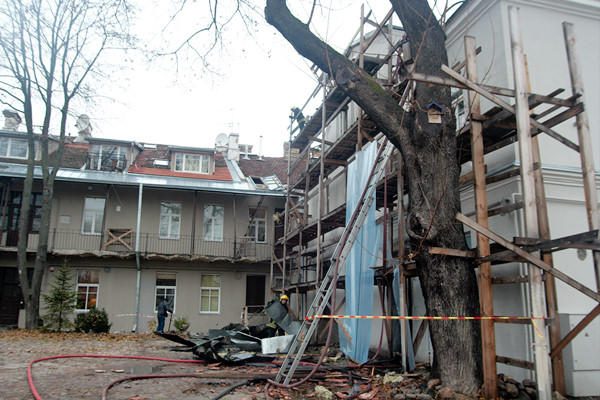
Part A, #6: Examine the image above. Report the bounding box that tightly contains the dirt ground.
[0,330,279,400]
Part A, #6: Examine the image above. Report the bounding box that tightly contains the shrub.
[173,316,190,333]
[74,308,112,333]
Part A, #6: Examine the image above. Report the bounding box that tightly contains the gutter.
[134,183,143,333]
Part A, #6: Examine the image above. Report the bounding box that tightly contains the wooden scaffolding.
[270,5,599,399]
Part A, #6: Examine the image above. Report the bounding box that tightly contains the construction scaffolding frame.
[270,5,599,399]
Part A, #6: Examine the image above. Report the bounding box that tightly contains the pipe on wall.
[134,183,143,332]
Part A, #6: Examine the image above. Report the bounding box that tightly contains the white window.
[91,145,126,171]
[159,202,181,239]
[200,274,220,313]
[203,205,224,241]
[0,137,28,159]
[174,153,210,174]
[155,272,176,312]
[249,207,267,243]
[81,197,105,235]
[76,270,99,311]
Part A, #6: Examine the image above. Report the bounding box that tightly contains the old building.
[0,124,286,333]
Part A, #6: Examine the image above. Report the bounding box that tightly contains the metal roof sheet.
[0,161,285,197]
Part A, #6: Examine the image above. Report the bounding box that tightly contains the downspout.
[134,183,143,333]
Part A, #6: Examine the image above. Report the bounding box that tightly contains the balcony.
[1,230,272,262]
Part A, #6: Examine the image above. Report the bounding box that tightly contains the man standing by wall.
[156,298,172,334]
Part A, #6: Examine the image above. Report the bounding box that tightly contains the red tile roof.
[238,157,288,183]
[128,145,232,181]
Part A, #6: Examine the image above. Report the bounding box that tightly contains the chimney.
[258,135,263,160]
[227,133,240,161]
[2,109,22,131]
[74,114,92,142]
[283,141,300,159]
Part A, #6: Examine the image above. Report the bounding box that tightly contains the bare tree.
[0,0,132,329]
[265,0,481,394]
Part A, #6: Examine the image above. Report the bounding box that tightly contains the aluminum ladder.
[275,139,395,384]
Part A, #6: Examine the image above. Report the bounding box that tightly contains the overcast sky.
[75,1,399,156]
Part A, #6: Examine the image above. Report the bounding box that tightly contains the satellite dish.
[215,133,228,152]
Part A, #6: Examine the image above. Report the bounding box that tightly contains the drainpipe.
[134,183,143,333]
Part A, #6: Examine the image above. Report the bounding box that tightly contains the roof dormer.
[170,147,214,175]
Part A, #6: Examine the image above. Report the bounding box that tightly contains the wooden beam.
[492,275,529,284]
[412,320,428,355]
[323,159,347,166]
[497,355,535,370]
[409,71,515,97]
[307,135,335,146]
[451,46,481,71]
[563,22,600,291]
[550,303,600,359]
[427,246,476,258]
[457,213,600,303]
[464,36,498,399]
[441,64,579,152]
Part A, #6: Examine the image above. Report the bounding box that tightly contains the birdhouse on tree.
[426,102,444,124]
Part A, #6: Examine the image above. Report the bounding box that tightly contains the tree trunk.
[265,0,482,393]
[29,176,55,328]
[17,132,36,329]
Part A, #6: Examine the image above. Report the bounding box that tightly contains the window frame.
[154,272,177,313]
[159,201,182,240]
[248,207,267,243]
[75,270,99,313]
[173,153,211,174]
[203,204,224,242]
[0,137,29,159]
[81,197,105,236]
[93,144,125,171]
[199,274,221,314]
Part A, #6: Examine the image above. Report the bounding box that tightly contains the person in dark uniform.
[156,298,172,334]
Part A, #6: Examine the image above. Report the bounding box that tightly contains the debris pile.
[497,374,538,399]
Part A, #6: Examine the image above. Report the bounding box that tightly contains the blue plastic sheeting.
[338,141,380,363]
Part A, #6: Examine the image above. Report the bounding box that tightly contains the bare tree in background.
[0,0,132,329]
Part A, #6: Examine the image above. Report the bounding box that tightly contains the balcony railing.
[43,229,271,261]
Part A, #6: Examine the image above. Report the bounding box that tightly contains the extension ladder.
[275,139,395,384]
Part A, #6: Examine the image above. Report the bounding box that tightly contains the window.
[248,207,267,243]
[174,153,210,174]
[76,270,99,311]
[0,137,28,159]
[203,205,224,241]
[81,197,105,235]
[90,145,126,171]
[155,273,176,312]
[159,202,181,239]
[200,274,220,313]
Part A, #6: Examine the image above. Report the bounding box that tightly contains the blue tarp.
[338,141,379,363]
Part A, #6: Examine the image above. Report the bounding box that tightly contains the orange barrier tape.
[306,315,547,321]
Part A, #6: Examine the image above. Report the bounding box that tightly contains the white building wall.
[444,0,600,389]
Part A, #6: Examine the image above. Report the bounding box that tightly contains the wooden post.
[525,56,566,394]
[316,74,327,289]
[397,154,409,371]
[357,5,365,152]
[509,7,551,398]
[464,35,497,399]
[563,22,600,291]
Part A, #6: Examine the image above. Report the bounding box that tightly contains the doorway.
[245,275,266,313]
[0,268,21,325]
